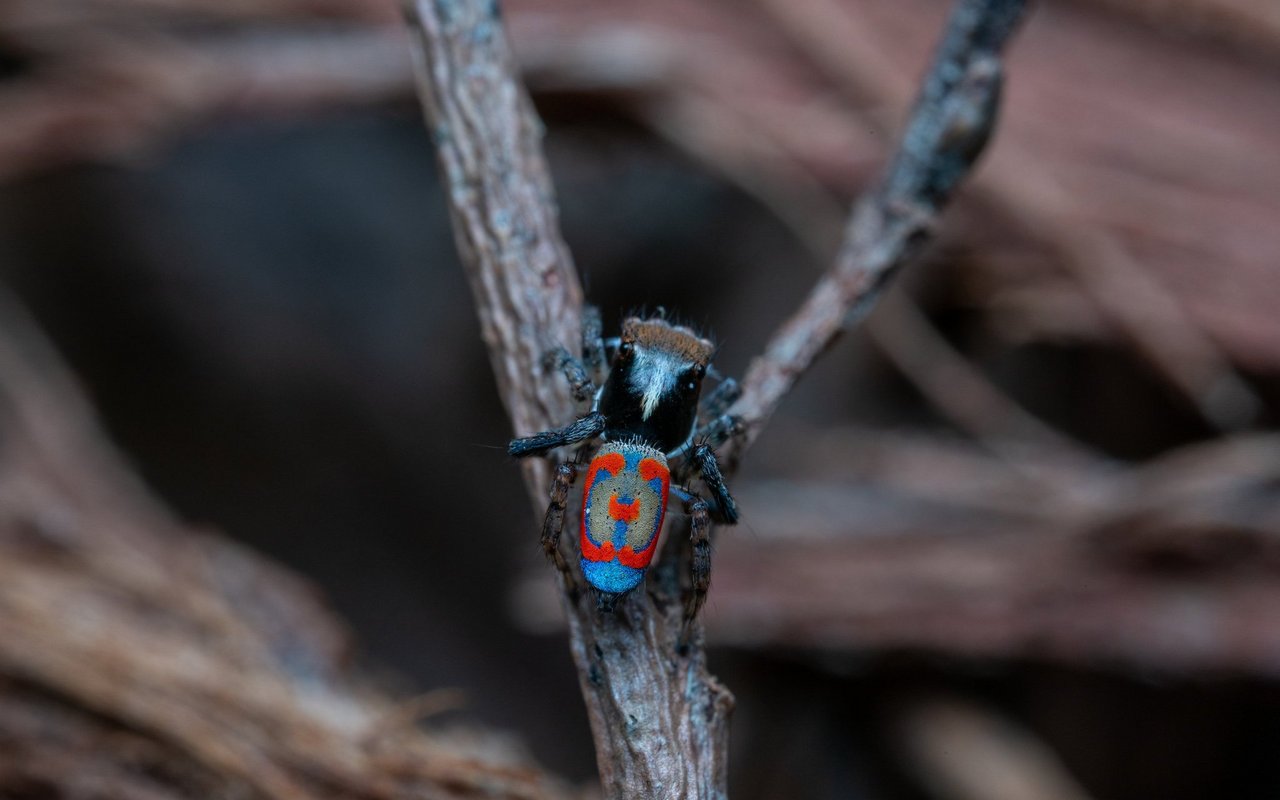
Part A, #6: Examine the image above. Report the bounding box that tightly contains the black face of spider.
[598,318,713,453]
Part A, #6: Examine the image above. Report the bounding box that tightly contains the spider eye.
[682,365,705,390]
[617,341,634,359]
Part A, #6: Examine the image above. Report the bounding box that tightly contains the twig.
[516,428,1280,676]
[407,0,1031,795]
[892,696,1097,800]
[979,157,1261,429]
[0,26,414,181]
[404,2,731,797]
[643,88,1099,471]
[751,0,1261,431]
[729,0,1030,452]
[868,287,1096,465]
[403,0,581,503]
[0,290,575,799]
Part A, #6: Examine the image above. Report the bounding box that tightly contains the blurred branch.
[518,427,1280,676]
[0,26,413,181]
[728,0,1029,454]
[403,0,1038,793]
[892,696,1096,800]
[1075,0,1280,58]
[3,1,1277,407]
[403,2,733,797]
[708,430,1280,675]
[0,289,574,798]
[644,89,1100,472]
[869,287,1096,465]
[752,0,1261,430]
[980,158,1261,429]
[3,0,396,30]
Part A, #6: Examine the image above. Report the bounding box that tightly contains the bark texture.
[0,289,575,798]
[404,2,732,797]
[405,0,1028,797]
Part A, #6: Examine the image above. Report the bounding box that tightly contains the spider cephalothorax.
[599,318,714,452]
[508,309,741,627]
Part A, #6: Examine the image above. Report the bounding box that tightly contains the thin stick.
[752,0,1260,431]
[404,0,581,506]
[404,2,730,796]
[730,0,1031,452]
[406,0,1031,796]
[643,90,1098,469]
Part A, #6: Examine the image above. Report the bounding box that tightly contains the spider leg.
[674,381,743,462]
[540,461,581,598]
[508,412,606,458]
[699,377,741,422]
[581,305,607,387]
[688,443,739,525]
[665,419,741,521]
[662,483,700,551]
[542,347,594,406]
[664,413,741,468]
[679,497,712,648]
[538,305,607,411]
[690,414,744,451]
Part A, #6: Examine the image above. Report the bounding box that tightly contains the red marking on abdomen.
[608,495,640,523]
[581,539,615,563]
[583,451,625,492]
[639,458,668,483]
[616,543,655,569]
[580,448,670,570]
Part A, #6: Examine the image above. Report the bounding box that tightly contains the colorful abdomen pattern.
[580,441,670,594]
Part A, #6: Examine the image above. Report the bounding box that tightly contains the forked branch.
[404,0,1028,796]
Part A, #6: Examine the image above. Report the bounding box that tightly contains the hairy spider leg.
[687,414,744,453]
[662,377,742,462]
[508,412,606,458]
[688,443,738,525]
[679,496,712,649]
[581,305,608,387]
[699,377,741,422]
[542,346,594,406]
[511,307,616,457]
[667,443,739,526]
[540,461,581,597]
[663,412,741,525]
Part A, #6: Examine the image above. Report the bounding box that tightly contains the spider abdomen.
[579,441,670,594]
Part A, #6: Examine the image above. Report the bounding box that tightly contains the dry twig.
[705,429,1280,676]
[729,0,1029,453]
[892,696,1097,800]
[515,426,1280,676]
[404,2,732,797]
[642,92,1097,468]
[406,0,1028,796]
[751,0,1261,430]
[0,290,574,798]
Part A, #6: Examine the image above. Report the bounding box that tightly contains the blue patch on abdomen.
[581,558,645,594]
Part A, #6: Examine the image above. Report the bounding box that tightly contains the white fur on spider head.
[629,346,689,420]
[619,317,714,420]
